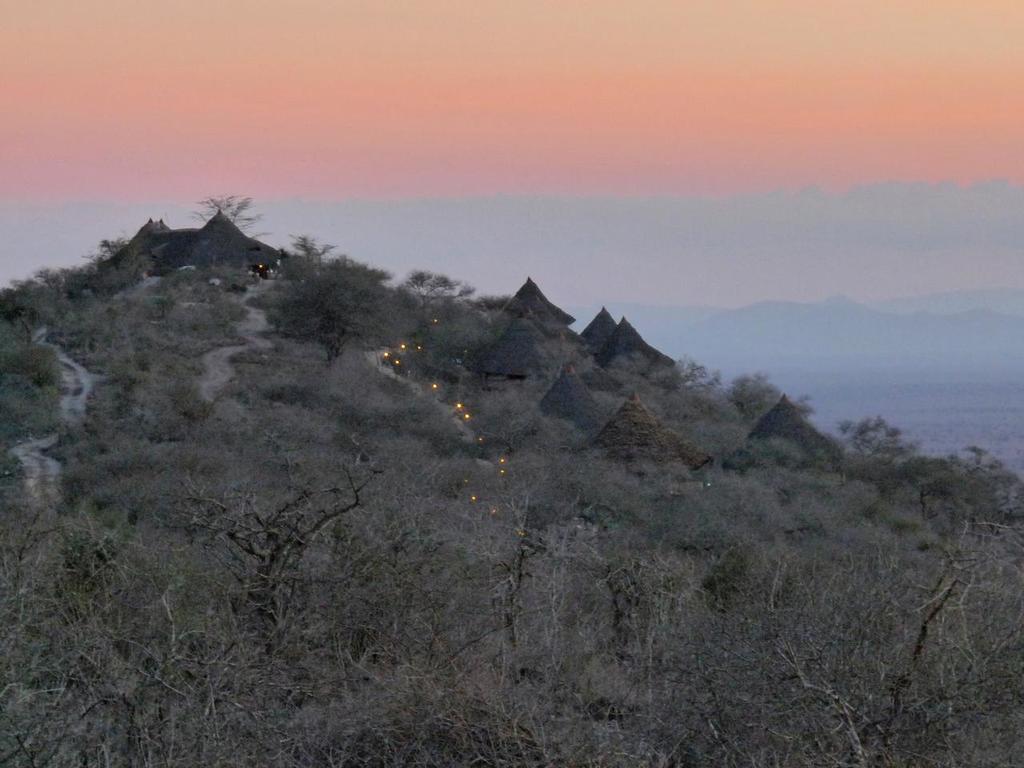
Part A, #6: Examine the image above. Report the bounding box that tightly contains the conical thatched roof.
[115,212,280,272]
[594,318,674,369]
[136,218,171,237]
[503,277,575,326]
[474,319,558,378]
[580,307,617,353]
[580,364,622,393]
[749,395,841,461]
[594,394,711,469]
[540,366,604,434]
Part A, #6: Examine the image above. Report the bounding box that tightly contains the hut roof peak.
[580,306,619,352]
[504,277,575,326]
[749,395,841,462]
[540,365,604,433]
[594,395,710,469]
[594,317,674,369]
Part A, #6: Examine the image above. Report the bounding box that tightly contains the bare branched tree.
[193,195,263,233]
[184,469,372,643]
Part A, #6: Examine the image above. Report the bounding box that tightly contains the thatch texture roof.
[503,277,575,326]
[580,365,623,393]
[540,366,604,434]
[474,319,559,378]
[594,394,711,469]
[749,395,841,462]
[580,307,617,353]
[594,318,675,369]
[119,211,280,271]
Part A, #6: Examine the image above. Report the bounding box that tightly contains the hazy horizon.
[5,181,1024,307]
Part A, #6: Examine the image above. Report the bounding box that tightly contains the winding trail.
[9,436,61,507]
[199,287,271,402]
[8,328,99,507]
[365,350,476,443]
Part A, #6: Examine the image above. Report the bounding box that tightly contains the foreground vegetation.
[1,239,1022,767]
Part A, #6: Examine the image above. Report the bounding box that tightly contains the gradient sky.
[4,0,1024,200]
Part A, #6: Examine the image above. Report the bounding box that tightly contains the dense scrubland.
[1,234,1023,767]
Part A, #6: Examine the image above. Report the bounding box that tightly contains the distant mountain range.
[868,288,1024,317]
[571,289,1024,376]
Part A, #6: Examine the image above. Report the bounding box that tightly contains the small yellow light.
[498,457,506,464]
[432,318,439,324]
[477,437,484,443]
[393,359,401,366]
[463,478,469,484]
[400,343,407,350]
[431,383,439,390]
[470,495,478,502]
[382,351,390,358]
[416,345,422,351]
[455,402,463,410]
[499,469,506,476]
[463,413,471,420]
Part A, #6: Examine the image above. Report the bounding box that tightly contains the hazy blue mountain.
[584,298,1024,376]
[870,288,1024,317]
[569,302,718,348]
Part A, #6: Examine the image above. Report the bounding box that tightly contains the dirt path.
[199,287,271,402]
[9,436,61,507]
[8,329,99,507]
[53,341,98,423]
[365,350,476,443]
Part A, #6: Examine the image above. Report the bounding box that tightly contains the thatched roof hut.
[580,307,617,353]
[117,211,281,272]
[594,318,675,369]
[540,365,605,434]
[749,395,841,462]
[594,394,711,469]
[503,277,575,326]
[137,218,171,236]
[474,318,558,379]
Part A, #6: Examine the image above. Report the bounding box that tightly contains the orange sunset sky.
[3,0,1024,200]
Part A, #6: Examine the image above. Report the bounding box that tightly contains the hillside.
[2,240,1024,766]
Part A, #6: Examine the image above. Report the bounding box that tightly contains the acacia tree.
[288,234,336,265]
[727,373,782,420]
[193,195,263,233]
[402,270,475,309]
[270,257,407,361]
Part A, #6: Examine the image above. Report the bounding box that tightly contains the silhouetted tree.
[193,195,263,233]
[270,257,406,361]
[403,270,475,308]
[288,234,336,265]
